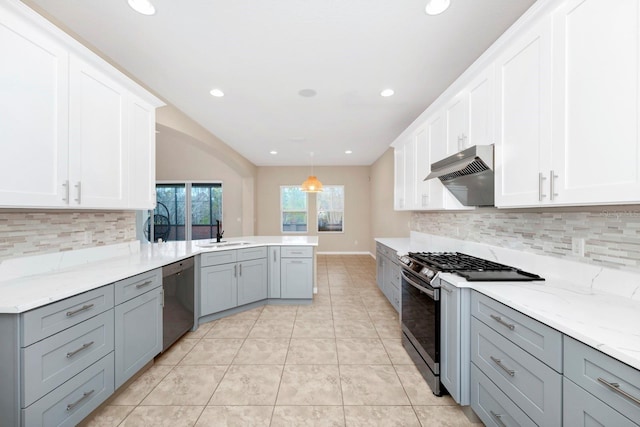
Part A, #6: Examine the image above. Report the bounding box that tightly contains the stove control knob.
[399,256,410,265]
[421,268,435,278]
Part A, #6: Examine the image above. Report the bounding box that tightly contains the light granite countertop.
[0,236,318,314]
[376,233,640,371]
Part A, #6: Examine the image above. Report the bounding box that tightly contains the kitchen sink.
[196,240,253,249]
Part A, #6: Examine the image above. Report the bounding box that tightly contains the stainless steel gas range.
[398,252,544,396]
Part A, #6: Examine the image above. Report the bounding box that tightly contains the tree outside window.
[317,185,344,233]
[281,186,308,233]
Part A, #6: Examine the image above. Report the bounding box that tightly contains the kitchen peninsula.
[0,236,317,427]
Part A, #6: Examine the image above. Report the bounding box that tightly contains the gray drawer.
[281,246,313,258]
[471,291,562,372]
[22,352,114,427]
[564,336,640,422]
[21,285,114,347]
[22,309,114,407]
[238,246,267,261]
[389,263,400,286]
[564,377,638,427]
[471,318,562,427]
[200,250,237,267]
[114,268,161,305]
[471,363,537,427]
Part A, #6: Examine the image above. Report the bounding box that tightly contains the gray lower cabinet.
[470,291,562,427]
[375,242,400,312]
[564,377,638,427]
[439,278,471,406]
[470,363,537,427]
[22,352,115,427]
[199,247,268,316]
[237,258,268,305]
[0,284,116,427]
[564,336,640,426]
[200,263,237,315]
[268,246,281,298]
[114,287,163,389]
[280,246,314,299]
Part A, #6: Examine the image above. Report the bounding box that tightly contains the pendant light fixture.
[301,152,323,193]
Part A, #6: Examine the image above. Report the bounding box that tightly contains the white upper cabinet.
[494,15,553,208]
[69,55,128,208]
[415,126,431,209]
[128,95,157,209]
[467,67,494,148]
[551,0,640,205]
[0,0,163,210]
[446,94,469,153]
[0,7,69,207]
[394,144,405,210]
[404,134,417,209]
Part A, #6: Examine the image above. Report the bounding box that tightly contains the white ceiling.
[26,0,535,166]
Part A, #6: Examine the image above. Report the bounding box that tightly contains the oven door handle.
[401,271,438,300]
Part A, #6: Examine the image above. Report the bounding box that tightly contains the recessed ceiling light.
[127,0,156,15]
[425,0,450,15]
[345,150,353,154]
[380,89,395,97]
[270,150,278,155]
[298,89,317,98]
[209,88,224,97]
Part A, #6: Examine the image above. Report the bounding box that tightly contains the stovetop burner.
[401,252,544,282]
[410,252,516,272]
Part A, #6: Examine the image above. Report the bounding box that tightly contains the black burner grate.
[409,252,516,272]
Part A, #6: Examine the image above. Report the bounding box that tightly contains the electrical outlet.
[571,237,585,257]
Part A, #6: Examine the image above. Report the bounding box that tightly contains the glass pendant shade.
[301,175,323,192]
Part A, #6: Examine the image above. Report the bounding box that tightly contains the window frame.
[317,185,344,234]
[280,185,308,234]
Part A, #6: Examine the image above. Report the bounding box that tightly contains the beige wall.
[156,106,258,237]
[369,148,412,253]
[256,166,371,253]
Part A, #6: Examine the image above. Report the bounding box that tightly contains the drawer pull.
[136,280,153,289]
[490,356,515,377]
[490,410,507,427]
[442,286,452,294]
[66,341,95,358]
[291,251,302,254]
[597,377,640,406]
[66,389,94,411]
[66,303,95,317]
[490,314,515,331]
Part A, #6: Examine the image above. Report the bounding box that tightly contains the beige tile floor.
[83,255,484,427]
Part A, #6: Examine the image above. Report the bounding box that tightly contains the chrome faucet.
[216,219,224,243]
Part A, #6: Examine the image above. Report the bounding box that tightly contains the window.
[281,186,308,233]
[145,182,222,242]
[317,185,344,233]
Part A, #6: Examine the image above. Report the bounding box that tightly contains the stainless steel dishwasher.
[161,257,195,352]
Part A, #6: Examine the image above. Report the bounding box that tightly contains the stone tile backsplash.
[412,208,640,271]
[0,211,137,261]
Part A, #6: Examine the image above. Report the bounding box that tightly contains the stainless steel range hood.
[424,144,494,206]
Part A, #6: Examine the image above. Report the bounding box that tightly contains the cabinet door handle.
[74,181,82,204]
[66,303,94,317]
[273,250,276,262]
[538,173,547,201]
[597,377,640,406]
[234,265,237,278]
[62,180,70,203]
[489,411,507,427]
[136,280,153,289]
[66,341,95,358]
[66,389,94,411]
[490,314,515,330]
[550,170,558,201]
[490,356,515,377]
[239,264,242,276]
[161,288,165,308]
